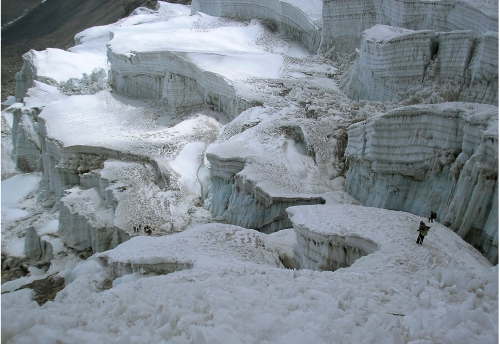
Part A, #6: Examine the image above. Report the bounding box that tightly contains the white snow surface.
[30,48,107,83]
[2,208,497,343]
[1,2,498,344]
[38,91,222,158]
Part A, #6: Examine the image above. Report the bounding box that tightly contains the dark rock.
[17,274,66,306]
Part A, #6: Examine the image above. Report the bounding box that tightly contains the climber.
[428,211,437,223]
[416,221,430,245]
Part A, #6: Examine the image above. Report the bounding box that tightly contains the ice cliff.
[107,48,258,120]
[287,203,493,274]
[342,26,498,105]
[323,0,498,105]
[322,0,498,55]
[345,103,498,263]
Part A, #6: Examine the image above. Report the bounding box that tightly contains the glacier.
[3,0,497,266]
[1,0,498,342]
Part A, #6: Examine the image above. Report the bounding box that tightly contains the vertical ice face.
[344,103,498,263]
[10,107,42,173]
[107,50,258,120]
[342,26,498,105]
[321,0,498,56]
[323,0,498,105]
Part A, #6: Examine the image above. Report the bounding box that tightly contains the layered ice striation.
[106,13,302,120]
[342,25,498,105]
[191,0,323,53]
[323,0,498,105]
[321,0,498,55]
[345,102,498,263]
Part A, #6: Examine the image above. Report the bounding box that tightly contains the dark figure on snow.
[145,227,152,235]
[428,211,437,223]
[416,221,430,245]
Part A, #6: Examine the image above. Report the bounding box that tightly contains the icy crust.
[345,102,498,263]
[106,16,301,120]
[37,91,221,153]
[321,0,498,55]
[191,0,322,52]
[97,224,285,279]
[342,26,498,105]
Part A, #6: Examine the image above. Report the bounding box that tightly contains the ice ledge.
[107,49,259,121]
[287,204,493,271]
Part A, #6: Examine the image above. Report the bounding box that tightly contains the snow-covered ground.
[1,1,497,343]
[2,193,497,343]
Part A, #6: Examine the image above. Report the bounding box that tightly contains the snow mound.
[98,223,286,280]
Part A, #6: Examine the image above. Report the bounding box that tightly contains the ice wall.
[191,0,322,53]
[321,0,498,56]
[9,107,42,173]
[24,226,60,263]
[345,103,498,263]
[15,51,37,103]
[293,223,378,271]
[108,50,258,121]
[59,187,125,253]
[202,101,359,234]
[325,0,499,105]
[206,153,325,234]
[342,26,498,105]
[287,204,382,271]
